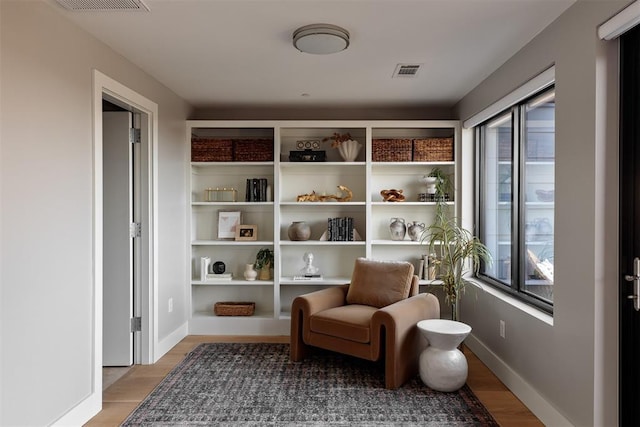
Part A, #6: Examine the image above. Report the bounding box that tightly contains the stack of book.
[327,217,355,241]
[206,273,233,281]
[245,178,269,202]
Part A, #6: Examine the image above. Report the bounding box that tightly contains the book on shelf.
[206,273,233,280]
[245,178,269,202]
[327,217,355,241]
[293,275,323,281]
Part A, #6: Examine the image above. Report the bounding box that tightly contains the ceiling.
[49,0,576,110]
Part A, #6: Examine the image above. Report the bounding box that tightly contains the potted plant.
[427,167,451,201]
[422,172,492,321]
[254,248,274,280]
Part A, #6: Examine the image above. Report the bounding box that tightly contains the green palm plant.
[422,173,492,320]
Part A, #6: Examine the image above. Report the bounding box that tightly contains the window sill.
[467,278,554,326]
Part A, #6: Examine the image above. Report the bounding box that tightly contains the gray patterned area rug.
[122,343,498,426]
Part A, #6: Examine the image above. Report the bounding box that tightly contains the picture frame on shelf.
[218,211,242,239]
[235,224,258,241]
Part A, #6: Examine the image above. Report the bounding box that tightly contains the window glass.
[477,87,554,309]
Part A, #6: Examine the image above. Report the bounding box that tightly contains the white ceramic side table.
[417,319,472,392]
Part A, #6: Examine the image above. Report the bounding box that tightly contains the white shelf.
[192,280,274,286]
[192,240,274,246]
[187,120,461,333]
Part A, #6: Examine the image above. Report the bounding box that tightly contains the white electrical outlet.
[499,320,506,338]
[168,298,173,313]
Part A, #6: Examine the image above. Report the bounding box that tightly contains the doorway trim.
[92,70,159,386]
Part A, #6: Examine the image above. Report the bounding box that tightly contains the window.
[476,87,555,311]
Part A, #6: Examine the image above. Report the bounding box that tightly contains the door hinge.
[129,222,142,238]
[131,317,142,332]
[129,128,141,144]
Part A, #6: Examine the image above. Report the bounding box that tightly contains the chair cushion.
[310,305,378,343]
[346,258,414,308]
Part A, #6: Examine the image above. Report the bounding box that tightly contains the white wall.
[0,1,190,425]
[455,1,626,426]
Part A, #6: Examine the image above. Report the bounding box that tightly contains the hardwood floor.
[85,336,542,426]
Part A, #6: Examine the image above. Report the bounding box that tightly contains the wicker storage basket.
[233,139,274,162]
[372,139,413,162]
[191,138,233,162]
[213,301,255,316]
[412,137,454,161]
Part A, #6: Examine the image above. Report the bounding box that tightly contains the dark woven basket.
[372,139,413,162]
[412,137,454,161]
[191,138,233,162]
[213,301,255,316]
[233,139,274,162]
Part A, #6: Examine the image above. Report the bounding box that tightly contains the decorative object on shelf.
[235,224,258,241]
[372,138,412,162]
[535,189,555,202]
[380,189,405,202]
[288,221,311,241]
[205,187,237,202]
[407,221,425,241]
[427,253,440,280]
[426,168,452,201]
[389,218,407,241]
[420,175,438,195]
[200,256,211,281]
[232,139,274,162]
[217,211,242,239]
[412,137,454,162]
[212,261,226,274]
[213,301,255,316]
[299,252,321,277]
[290,141,326,162]
[191,137,233,162]
[254,248,274,280]
[323,132,362,162]
[244,264,258,281]
[296,185,353,202]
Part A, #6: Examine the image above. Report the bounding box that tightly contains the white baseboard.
[51,392,101,427]
[156,322,189,362]
[465,333,573,427]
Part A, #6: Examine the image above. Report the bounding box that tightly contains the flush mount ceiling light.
[293,24,350,55]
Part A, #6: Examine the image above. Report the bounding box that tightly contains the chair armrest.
[372,293,440,389]
[291,284,349,317]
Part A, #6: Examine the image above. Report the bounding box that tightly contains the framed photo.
[235,225,258,241]
[218,211,242,239]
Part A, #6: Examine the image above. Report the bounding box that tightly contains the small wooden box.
[213,301,255,316]
[412,137,454,161]
[372,139,413,162]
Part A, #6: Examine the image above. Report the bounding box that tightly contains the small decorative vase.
[288,221,311,241]
[408,221,425,241]
[244,264,257,281]
[258,263,271,280]
[389,217,407,241]
[420,176,438,194]
[337,139,362,162]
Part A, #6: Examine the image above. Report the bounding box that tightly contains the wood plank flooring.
[85,336,542,426]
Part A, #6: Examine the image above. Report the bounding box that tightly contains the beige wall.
[0,1,190,425]
[455,1,627,426]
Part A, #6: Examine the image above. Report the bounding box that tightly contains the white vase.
[337,139,362,162]
[244,264,257,281]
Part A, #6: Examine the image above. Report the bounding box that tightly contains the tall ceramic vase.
[337,140,362,162]
[244,264,257,281]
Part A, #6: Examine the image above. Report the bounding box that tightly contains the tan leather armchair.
[290,258,441,389]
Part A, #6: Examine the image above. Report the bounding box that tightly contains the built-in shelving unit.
[187,120,460,334]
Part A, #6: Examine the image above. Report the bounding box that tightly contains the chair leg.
[290,306,311,361]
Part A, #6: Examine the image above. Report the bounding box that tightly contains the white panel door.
[103,111,134,366]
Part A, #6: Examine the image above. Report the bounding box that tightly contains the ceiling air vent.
[393,64,423,78]
[55,0,150,11]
